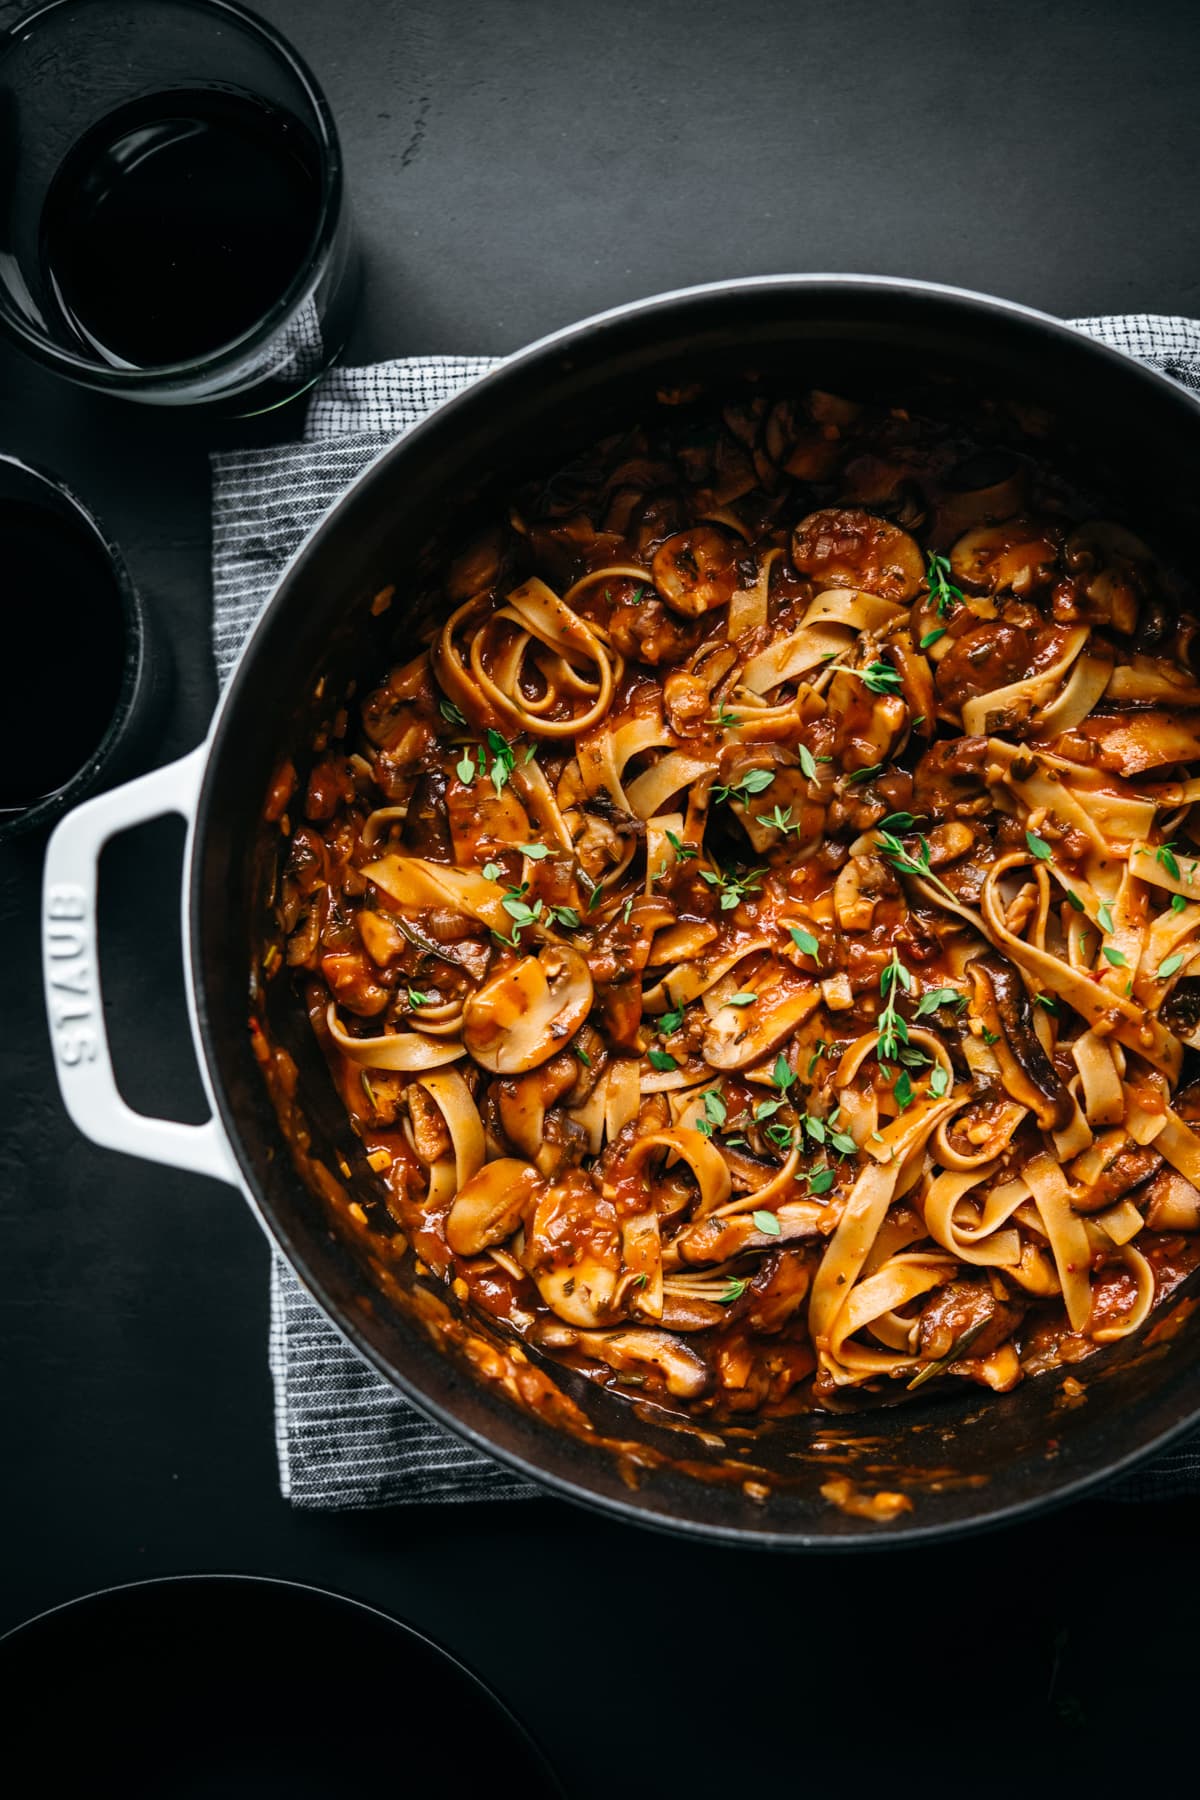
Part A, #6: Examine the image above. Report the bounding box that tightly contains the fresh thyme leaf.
[573,1043,592,1066]
[1065,889,1085,912]
[798,744,818,781]
[456,753,476,784]
[1034,993,1059,1012]
[788,925,821,961]
[1026,829,1053,862]
[876,829,960,906]
[1101,945,1127,968]
[647,1048,678,1071]
[982,1027,1000,1046]
[486,728,517,797]
[659,1007,684,1035]
[713,767,776,806]
[551,905,581,928]
[752,1209,782,1236]
[805,1115,826,1144]
[665,830,698,862]
[1171,891,1188,915]
[519,842,551,860]
[481,861,501,882]
[925,550,965,618]
[1097,902,1114,934]
[772,1053,796,1092]
[847,762,884,785]
[757,804,805,838]
[861,658,902,694]
[524,744,539,764]
[718,1278,748,1304]
[894,1069,915,1109]
[439,698,467,726]
[407,987,432,1007]
[709,702,740,729]
[765,1121,794,1149]
[702,1090,727,1128]
[1157,952,1185,979]
[586,884,605,912]
[806,1040,827,1078]
[754,1099,783,1122]
[700,864,766,910]
[929,1065,950,1098]
[502,896,538,926]
[914,985,961,1017]
[829,1129,858,1155]
[726,991,757,1007]
[622,896,634,923]
[879,811,918,831]
[920,628,946,649]
[1157,843,1182,880]
[808,1166,835,1195]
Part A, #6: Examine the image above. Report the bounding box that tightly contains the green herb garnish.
[925,550,964,618]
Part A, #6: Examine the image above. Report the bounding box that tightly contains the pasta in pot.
[257,383,1200,1420]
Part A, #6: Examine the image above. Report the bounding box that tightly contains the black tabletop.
[3,0,1200,1789]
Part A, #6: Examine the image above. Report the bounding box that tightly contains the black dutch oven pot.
[42,277,1200,1545]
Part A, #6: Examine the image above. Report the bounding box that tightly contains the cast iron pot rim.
[191,273,1200,1548]
[0,1572,564,1793]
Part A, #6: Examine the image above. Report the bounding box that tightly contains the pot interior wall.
[192,283,1200,1542]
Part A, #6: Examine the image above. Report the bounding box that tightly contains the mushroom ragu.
[255,380,1200,1426]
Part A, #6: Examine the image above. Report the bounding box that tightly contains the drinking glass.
[0,0,360,412]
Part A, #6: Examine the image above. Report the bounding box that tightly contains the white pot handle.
[42,747,238,1186]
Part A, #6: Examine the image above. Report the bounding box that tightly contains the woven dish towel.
[210,315,1200,1510]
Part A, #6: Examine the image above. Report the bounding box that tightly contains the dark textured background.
[2,0,1199,1788]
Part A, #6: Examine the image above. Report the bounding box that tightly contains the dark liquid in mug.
[39,88,323,368]
[0,501,125,811]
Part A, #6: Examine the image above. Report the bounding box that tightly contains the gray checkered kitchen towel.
[210,315,1200,1510]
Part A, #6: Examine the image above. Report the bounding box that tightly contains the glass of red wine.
[0,457,167,841]
[0,0,359,413]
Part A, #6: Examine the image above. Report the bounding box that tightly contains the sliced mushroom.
[939,449,1028,531]
[659,1293,728,1332]
[833,851,892,932]
[445,1158,541,1257]
[1066,1129,1162,1214]
[702,973,821,1071]
[497,1052,579,1168]
[949,519,1058,596]
[968,954,1072,1131]
[521,1170,623,1326]
[463,944,594,1074]
[917,1279,1025,1362]
[652,526,740,616]
[1143,1167,1200,1231]
[574,1327,711,1398]
[1065,520,1155,635]
[790,507,924,602]
[667,1200,822,1267]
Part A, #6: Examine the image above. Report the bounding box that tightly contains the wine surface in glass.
[0,500,125,812]
[39,87,323,369]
